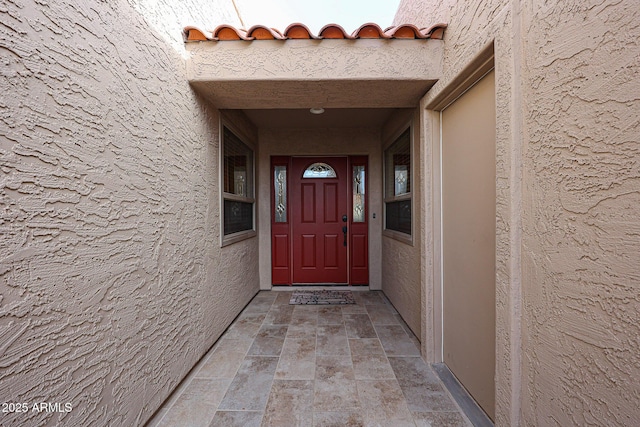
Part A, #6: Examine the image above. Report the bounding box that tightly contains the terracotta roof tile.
[246,25,284,40]
[385,24,426,39]
[318,24,354,39]
[422,23,447,40]
[212,24,252,40]
[353,23,390,39]
[284,23,317,39]
[184,26,212,41]
[184,23,447,42]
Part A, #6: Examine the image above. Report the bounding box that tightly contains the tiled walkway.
[146,290,471,427]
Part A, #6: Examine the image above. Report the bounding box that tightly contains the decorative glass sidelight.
[274,166,287,222]
[353,165,365,222]
[303,162,337,178]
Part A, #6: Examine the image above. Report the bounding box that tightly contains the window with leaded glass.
[222,125,255,243]
[384,128,412,236]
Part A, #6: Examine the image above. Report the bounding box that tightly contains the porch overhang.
[185,38,443,109]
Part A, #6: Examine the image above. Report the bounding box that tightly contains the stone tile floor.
[146,290,472,427]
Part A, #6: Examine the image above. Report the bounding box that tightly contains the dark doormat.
[289,290,356,305]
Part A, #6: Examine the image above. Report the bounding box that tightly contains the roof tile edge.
[246,25,285,40]
[423,23,448,40]
[318,24,354,39]
[352,23,391,39]
[284,23,318,39]
[183,23,447,42]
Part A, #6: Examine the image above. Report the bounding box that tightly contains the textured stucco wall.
[520,1,640,425]
[0,1,259,426]
[257,127,383,291]
[396,0,640,425]
[380,109,422,339]
[186,39,442,109]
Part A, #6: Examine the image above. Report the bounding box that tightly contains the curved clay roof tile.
[386,24,427,39]
[352,23,391,39]
[421,23,448,39]
[213,24,253,41]
[184,26,211,41]
[183,22,447,42]
[318,24,354,39]
[246,25,285,40]
[284,23,317,39]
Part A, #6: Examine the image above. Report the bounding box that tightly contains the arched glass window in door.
[302,162,337,178]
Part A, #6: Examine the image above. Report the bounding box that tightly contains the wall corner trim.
[427,41,495,111]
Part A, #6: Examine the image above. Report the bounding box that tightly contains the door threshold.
[271,285,370,291]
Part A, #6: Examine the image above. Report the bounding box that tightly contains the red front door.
[291,157,348,283]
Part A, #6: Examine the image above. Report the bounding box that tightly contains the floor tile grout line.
[153,359,199,424]
[148,291,470,427]
[345,314,362,414]
[255,298,275,425]
[312,317,319,419]
[210,292,277,423]
[156,304,248,425]
[388,356,420,426]
[261,372,277,425]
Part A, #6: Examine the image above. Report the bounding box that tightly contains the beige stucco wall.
[0,1,260,426]
[520,2,640,425]
[187,38,442,110]
[380,109,423,339]
[396,0,640,425]
[257,127,383,290]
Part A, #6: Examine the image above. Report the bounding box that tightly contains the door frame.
[423,45,496,362]
[270,155,369,285]
[440,68,496,420]
[422,44,509,425]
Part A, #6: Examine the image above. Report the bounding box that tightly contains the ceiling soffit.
[241,108,402,129]
[185,24,445,110]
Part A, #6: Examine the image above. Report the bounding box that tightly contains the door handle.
[342,225,347,247]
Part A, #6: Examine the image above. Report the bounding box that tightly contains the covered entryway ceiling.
[184,23,445,122]
[242,108,399,129]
